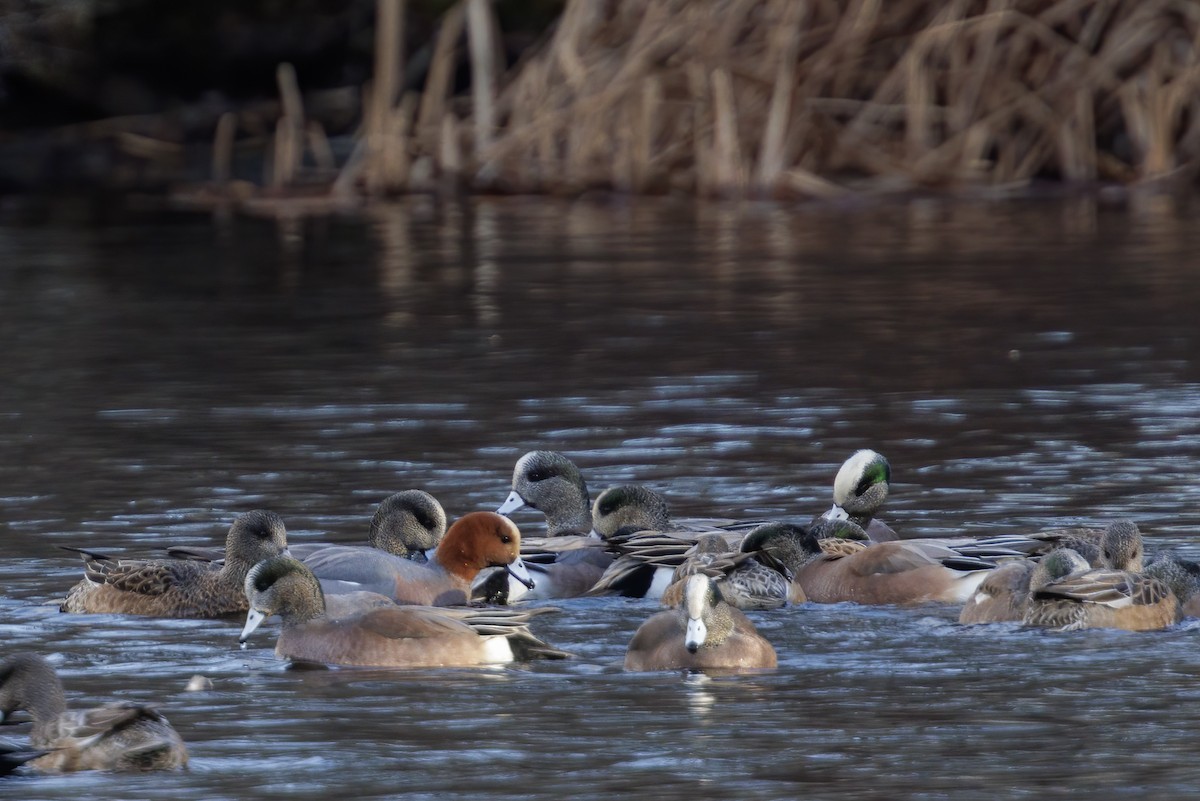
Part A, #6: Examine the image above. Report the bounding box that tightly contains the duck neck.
[545,504,592,537]
[278,575,326,626]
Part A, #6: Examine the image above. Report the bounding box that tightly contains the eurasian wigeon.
[304,511,533,606]
[624,574,777,672]
[239,556,568,667]
[0,653,188,772]
[59,509,289,618]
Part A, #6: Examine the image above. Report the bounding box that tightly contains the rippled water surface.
[3,195,1200,799]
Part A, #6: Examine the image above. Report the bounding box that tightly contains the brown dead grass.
[351,0,1200,198]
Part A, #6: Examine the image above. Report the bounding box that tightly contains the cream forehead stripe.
[684,575,709,618]
[833,449,881,502]
[501,516,521,539]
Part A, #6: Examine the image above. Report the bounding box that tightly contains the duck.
[741,519,997,605]
[1023,520,1180,631]
[166,490,447,565]
[1145,550,1200,617]
[816,449,898,542]
[496,451,594,536]
[239,556,569,668]
[303,511,534,606]
[485,451,614,602]
[586,485,752,599]
[656,533,792,611]
[624,574,777,671]
[959,548,1091,624]
[0,653,187,772]
[60,509,290,618]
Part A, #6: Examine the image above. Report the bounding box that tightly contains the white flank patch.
[645,566,676,600]
[481,635,515,664]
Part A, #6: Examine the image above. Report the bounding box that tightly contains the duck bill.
[239,608,268,643]
[496,492,527,516]
[822,504,849,522]
[506,557,536,590]
[684,617,707,653]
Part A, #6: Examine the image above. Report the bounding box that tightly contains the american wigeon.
[0,653,187,772]
[958,548,1091,624]
[60,509,289,618]
[304,511,534,606]
[483,451,616,603]
[587,485,754,599]
[743,519,996,605]
[1023,521,1180,631]
[167,490,447,564]
[624,575,777,672]
[816,449,897,541]
[239,556,569,667]
[655,533,791,611]
[496,451,593,535]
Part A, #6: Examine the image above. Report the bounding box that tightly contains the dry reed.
[353,0,1200,197]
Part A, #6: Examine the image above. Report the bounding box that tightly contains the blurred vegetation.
[1,0,1198,203]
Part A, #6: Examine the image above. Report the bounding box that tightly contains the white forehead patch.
[684,574,710,618]
[833,449,880,505]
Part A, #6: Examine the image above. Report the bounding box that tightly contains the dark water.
[3,194,1200,799]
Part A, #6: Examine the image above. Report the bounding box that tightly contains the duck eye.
[500,534,512,544]
[528,469,549,482]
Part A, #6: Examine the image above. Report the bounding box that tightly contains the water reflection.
[1,195,1200,798]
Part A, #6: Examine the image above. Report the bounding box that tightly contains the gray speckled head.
[831,450,891,520]
[369,490,447,559]
[504,451,591,535]
[591,485,672,538]
[224,510,290,571]
[1100,520,1144,571]
[1145,551,1200,605]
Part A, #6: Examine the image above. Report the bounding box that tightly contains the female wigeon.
[959,548,1090,624]
[304,511,533,606]
[60,509,289,618]
[744,519,997,605]
[0,653,188,772]
[656,533,791,611]
[624,575,777,671]
[167,490,447,564]
[239,556,568,667]
[1023,521,1181,631]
